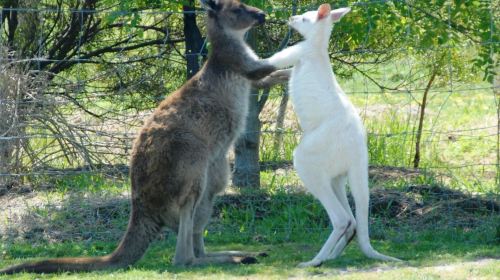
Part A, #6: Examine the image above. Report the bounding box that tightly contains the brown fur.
[0,0,283,274]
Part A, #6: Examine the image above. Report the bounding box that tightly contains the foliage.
[0,0,497,180]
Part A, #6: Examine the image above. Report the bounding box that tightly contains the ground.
[0,167,498,279]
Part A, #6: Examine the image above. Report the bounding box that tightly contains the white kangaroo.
[265,4,401,267]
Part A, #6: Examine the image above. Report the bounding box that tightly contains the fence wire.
[0,1,498,245]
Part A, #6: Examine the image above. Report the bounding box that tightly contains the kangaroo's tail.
[348,162,401,262]
[0,207,162,274]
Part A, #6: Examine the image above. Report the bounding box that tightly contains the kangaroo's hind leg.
[172,165,208,266]
[297,178,351,268]
[173,198,196,266]
[294,155,352,267]
[348,164,401,262]
[192,154,228,258]
[192,154,258,264]
[327,174,357,260]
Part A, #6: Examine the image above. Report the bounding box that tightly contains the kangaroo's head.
[288,4,350,41]
[201,0,266,38]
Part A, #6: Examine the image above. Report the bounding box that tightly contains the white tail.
[348,163,401,261]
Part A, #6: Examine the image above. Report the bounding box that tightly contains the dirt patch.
[368,166,422,183]
[309,258,500,278]
[0,191,131,243]
[369,185,499,229]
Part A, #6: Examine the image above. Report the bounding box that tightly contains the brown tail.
[0,208,162,274]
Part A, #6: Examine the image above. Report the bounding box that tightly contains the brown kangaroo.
[0,0,289,274]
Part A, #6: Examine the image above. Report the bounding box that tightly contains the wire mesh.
[0,1,498,245]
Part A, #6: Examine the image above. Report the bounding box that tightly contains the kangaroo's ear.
[200,0,223,12]
[330,7,351,23]
[317,3,332,20]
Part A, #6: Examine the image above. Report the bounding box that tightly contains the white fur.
[267,5,401,267]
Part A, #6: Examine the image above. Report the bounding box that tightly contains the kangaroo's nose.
[255,12,266,24]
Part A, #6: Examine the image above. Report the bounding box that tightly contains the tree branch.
[333,57,403,91]
[405,2,479,43]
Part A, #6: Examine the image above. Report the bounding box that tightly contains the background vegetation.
[0,0,498,278]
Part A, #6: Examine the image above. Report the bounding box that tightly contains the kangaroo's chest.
[208,73,251,149]
[289,62,337,131]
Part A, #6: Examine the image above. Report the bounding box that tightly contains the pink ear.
[317,4,332,20]
[330,7,351,22]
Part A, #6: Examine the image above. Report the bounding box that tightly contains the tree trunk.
[413,69,437,168]
[233,87,261,188]
[273,86,289,159]
[2,0,19,49]
[233,28,262,188]
[183,2,204,79]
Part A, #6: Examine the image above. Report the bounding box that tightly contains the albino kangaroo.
[266,4,401,267]
[0,0,288,274]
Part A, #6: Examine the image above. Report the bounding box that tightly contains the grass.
[1,169,499,279]
[1,231,499,279]
[1,212,499,277]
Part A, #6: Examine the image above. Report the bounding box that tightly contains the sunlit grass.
[2,236,499,280]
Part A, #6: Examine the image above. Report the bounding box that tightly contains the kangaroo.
[266,4,401,267]
[0,0,287,274]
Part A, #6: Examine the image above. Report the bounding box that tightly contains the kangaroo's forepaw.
[297,259,322,268]
[269,69,291,81]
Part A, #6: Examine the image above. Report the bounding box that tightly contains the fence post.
[495,71,499,188]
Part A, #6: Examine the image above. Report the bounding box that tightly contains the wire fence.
[0,1,498,245]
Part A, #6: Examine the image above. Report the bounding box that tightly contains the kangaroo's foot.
[297,259,323,268]
[204,250,268,258]
[188,254,258,266]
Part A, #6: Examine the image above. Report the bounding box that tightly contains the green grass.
[1,232,499,279]
[1,171,499,279]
